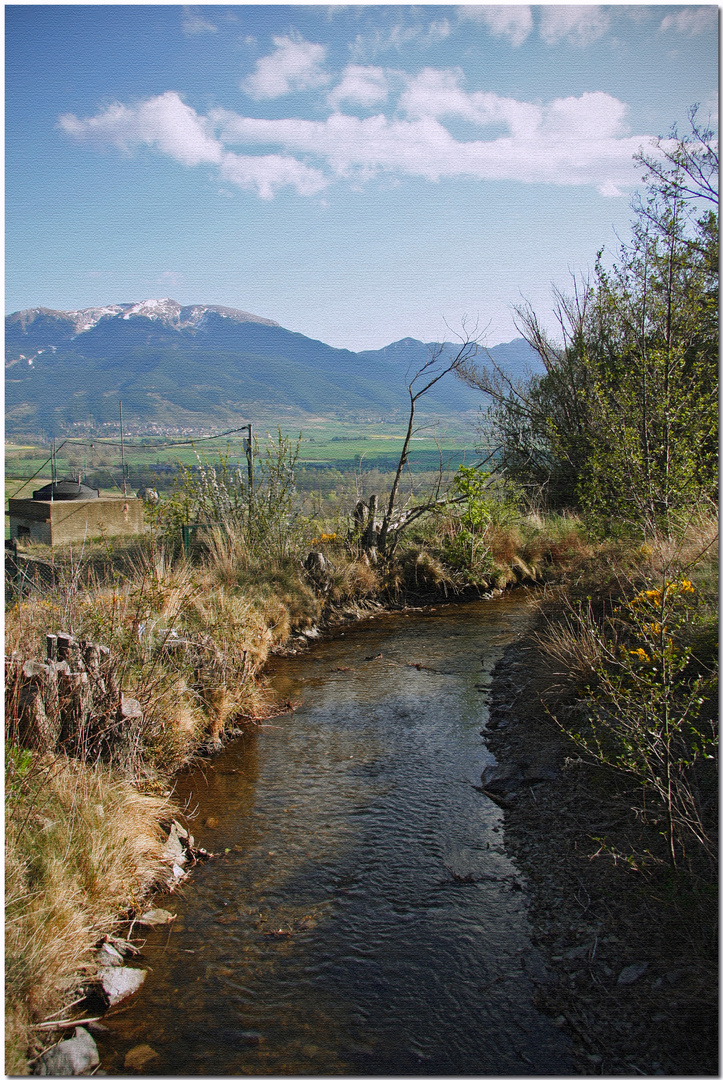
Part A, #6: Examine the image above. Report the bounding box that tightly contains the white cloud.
[213,86,649,195]
[181,7,218,36]
[61,82,655,200]
[398,68,542,138]
[243,33,328,99]
[544,92,628,141]
[58,91,328,198]
[219,151,328,200]
[460,6,533,47]
[58,91,223,167]
[659,6,718,36]
[328,65,388,109]
[539,6,611,46]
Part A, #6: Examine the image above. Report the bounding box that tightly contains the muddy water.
[100,593,572,1075]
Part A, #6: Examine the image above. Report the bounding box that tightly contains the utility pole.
[120,402,128,497]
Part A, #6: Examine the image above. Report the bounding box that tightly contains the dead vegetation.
[5,754,172,1075]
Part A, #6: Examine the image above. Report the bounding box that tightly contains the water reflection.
[100,595,572,1075]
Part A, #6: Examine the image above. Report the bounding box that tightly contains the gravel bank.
[483,623,717,1077]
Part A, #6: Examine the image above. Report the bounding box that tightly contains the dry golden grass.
[330,557,382,602]
[535,602,610,687]
[534,510,719,692]
[202,525,250,585]
[486,524,524,565]
[5,754,172,1069]
[405,548,459,591]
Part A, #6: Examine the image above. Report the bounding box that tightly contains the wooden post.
[245,424,253,493]
[363,494,378,551]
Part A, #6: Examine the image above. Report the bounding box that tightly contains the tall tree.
[461,108,718,536]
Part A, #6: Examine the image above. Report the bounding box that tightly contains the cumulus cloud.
[58,91,223,167]
[328,65,389,109]
[213,83,649,194]
[243,33,328,99]
[539,6,611,46]
[659,6,718,35]
[60,78,655,199]
[460,6,533,47]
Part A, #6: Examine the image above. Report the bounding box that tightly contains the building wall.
[8,497,146,546]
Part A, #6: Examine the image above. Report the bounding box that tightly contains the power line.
[53,425,252,452]
[5,441,68,498]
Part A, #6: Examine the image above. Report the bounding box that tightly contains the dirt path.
[483,623,718,1077]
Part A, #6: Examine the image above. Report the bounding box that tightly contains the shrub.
[546,570,718,872]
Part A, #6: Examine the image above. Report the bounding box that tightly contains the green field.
[6,418,482,496]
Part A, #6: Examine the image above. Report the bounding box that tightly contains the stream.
[100,592,573,1075]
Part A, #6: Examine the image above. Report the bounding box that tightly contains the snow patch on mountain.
[9,298,282,336]
[120,298,181,322]
[67,305,125,332]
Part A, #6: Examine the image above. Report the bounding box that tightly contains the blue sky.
[5,4,718,350]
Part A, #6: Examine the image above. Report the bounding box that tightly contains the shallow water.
[100,593,572,1075]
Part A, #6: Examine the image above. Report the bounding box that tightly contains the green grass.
[6,421,479,489]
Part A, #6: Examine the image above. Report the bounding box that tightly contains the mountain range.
[5,299,542,435]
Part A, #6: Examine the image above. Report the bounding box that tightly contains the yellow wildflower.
[628,648,651,662]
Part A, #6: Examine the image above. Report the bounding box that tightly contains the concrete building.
[8,480,146,546]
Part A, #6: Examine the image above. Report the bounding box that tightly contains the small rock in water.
[238,1030,262,1046]
[163,822,187,865]
[124,1044,160,1070]
[98,942,124,966]
[136,908,176,927]
[37,1026,99,1076]
[480,762,525,795]
[99,966,147,1005]
[204,816,219,828]
[618,962,649,985]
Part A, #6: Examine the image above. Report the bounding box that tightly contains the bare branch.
[378,321,484,554]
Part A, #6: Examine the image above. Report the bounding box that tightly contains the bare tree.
[354,322,482,556]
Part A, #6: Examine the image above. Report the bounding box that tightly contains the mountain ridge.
[5,299,542,435]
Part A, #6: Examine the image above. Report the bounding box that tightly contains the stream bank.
[483,620,718,1076]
